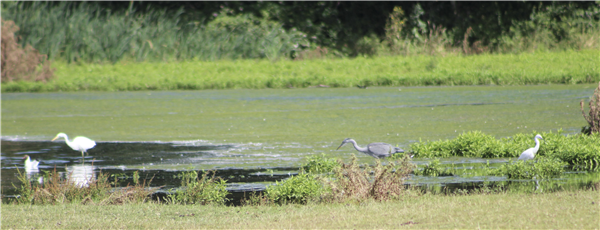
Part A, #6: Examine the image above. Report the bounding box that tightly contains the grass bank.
[2,189,597,229]
[2,49,598,92]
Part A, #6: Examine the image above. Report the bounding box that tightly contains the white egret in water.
[518,134,543,161]
[22,155,40,170]
[336,138,404,158]
[52,133,96,157]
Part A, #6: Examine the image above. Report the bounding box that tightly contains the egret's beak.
[51,136,58,141]
[336,143,345,150]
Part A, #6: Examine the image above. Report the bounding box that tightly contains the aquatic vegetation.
[489,158,567,179]
[580,82,600,134]
[167,170,229,205]
[12,168,154,205]
[410,130,600,170]
[413,158,455,177]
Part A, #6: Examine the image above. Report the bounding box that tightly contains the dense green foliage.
[408,130,600,169]
[1,1,307,63]
[167,170,229,205]
[264,173,324,204]
[2,2,598,62]
[2,50,597,92]
[301,154,340,174]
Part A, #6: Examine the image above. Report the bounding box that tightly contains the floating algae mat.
[2,84,597,198]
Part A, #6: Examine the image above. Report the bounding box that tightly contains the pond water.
[2,85,597,201]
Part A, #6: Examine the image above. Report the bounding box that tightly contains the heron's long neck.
[350,140,368,153]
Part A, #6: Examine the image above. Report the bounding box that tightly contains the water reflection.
[25,167,43,185]
[66,164,96,188]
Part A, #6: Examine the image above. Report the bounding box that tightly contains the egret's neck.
[62,135,75,147]
[349,140,368,153]
[533,137,541,152]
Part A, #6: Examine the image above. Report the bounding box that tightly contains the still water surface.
[2,85,596,198]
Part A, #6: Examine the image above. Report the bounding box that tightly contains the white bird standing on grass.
[22,154,40,170]
[518,134,543,161]
[336,138,404,159]
[52,133,96,157]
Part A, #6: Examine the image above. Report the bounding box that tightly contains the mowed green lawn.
[3,189,598,229]
[2,49,598,92]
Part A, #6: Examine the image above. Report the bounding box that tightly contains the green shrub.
[301,154,340,174]
[498,3,600,53]
[167,170,229,205]
[264,173,324,205]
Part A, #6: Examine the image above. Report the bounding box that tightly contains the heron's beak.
[336,143,345,150]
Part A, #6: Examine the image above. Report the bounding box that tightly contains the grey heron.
[52,133,96,157]
[518,134,543,161]
[336,138,404,158]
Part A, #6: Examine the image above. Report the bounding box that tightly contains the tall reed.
[2,2,308,63]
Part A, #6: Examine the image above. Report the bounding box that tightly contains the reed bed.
[1,2,307,64]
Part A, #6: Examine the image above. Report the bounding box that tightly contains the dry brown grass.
[463,27,489,55]
[294,46,330,60]
[12,167,155,205]
[580,82,600,134]
[1,18,54,83]
[328,155,415,202]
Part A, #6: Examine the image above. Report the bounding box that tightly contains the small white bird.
[52,132,96,157]
[22,154,40,170]
[518,134,543,161]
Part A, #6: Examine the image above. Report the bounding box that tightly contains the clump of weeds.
[580,82,600,134]
[328,155,415,202]
[167,170,229,205]
[12,167,155,205]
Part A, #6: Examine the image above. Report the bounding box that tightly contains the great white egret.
[52,133,96,157]
[22,154,40,170]
[518,134,543,161]
[336,138,404,158]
